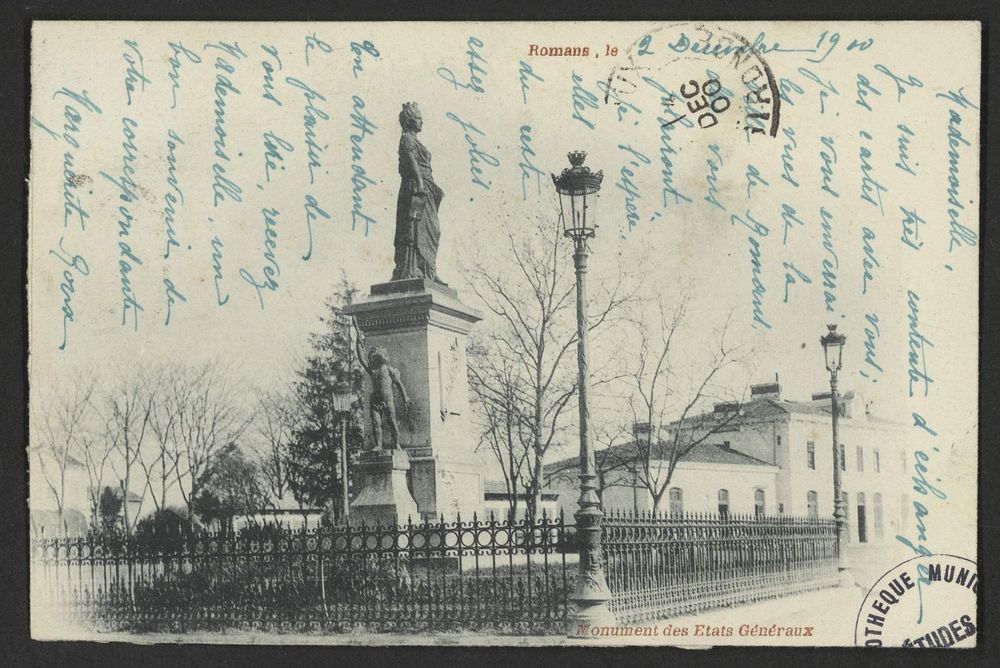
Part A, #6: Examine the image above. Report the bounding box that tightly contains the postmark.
[603,23,782,140]
[854,554,978,648]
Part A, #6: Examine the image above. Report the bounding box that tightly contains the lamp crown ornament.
[552,151,604,194]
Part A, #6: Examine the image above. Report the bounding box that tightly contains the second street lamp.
[552,151,615,632]
[332,363,354,522]
[819,323,853,587]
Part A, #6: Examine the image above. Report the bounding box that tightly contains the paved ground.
[34,585,868,647]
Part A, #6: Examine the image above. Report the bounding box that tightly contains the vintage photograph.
[25,21,979,646]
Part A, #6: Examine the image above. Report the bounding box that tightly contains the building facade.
[546,441,780,519]
[544,382,910,545]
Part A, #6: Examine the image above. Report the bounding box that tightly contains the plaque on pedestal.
[349,449,420,527]
[344,279,487,519]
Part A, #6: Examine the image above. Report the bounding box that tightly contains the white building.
[544,382,910,545]
[546,439,779,518]
[483,480,559,521]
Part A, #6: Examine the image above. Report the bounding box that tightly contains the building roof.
[483,479,559,500]
[682,442,773,466]
[544,440,772,476]
[30,508,88,537]
[543,385,900,478]
[104,487,143,503]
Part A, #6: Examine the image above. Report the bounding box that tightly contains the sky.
[27,22,979,520]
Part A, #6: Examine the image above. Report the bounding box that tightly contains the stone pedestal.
[349,449,420,526]
[344,278,487,520]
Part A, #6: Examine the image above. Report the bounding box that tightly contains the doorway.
[857,492,868,543]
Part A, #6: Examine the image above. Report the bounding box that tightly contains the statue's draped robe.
[393,131,443,281]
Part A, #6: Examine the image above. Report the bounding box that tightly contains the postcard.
[27,20,979,646]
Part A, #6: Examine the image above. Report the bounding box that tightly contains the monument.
[344,102,486,525]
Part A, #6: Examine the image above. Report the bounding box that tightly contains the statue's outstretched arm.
[353,320,371,375]
[390,366,410,407]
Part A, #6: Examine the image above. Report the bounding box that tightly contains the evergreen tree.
[286,277,366,520]
[97,485,124,535]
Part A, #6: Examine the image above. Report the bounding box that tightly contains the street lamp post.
[332,366,354,522]
[552,151,615,633]
[819,324,853,587]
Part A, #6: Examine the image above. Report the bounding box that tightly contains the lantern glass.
[820,325,846,373]
[332,380,353,414]
[557,187,600,237]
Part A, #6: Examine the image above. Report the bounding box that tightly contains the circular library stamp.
[854,554,978,648]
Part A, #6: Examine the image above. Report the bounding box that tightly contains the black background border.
[2,2,996,666]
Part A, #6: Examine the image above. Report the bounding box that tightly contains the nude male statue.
[355,326,410,450]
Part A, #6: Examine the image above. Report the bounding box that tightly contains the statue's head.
[399,102,422,132]
[368,346,388,366]
[332,359,348,381]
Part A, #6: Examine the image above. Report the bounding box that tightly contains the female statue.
[393,102,444,283]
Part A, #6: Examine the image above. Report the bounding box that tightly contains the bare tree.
[143,364,186,512]
[252,388,298,506]
[543,421,634,510]
[31,375,96,534]
[165,362,250,527]
[465,213,634,520]
[469,341,532,519]
[104,366,159,534]
[609,299,750,513]
[79,412,119,527]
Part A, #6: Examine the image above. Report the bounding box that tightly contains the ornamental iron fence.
[602,511,839,623]
[32,509,841,634]
[31,512,573,635]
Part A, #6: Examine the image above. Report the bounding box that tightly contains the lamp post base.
[837,554,855,588]
[567,480,615,638]
[567,599,616,638]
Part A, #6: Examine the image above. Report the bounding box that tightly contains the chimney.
[812,390,847,416]
[750,382,781,400]
[632,421,651,442]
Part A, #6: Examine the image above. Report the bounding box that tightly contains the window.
[754,489,766,517]
[806,441,816,469]
[839,444,846,471]
[856,446,864,472]
[807,491,818,519]
[874,449,881,473]
[874,493,884,539]
[669,487,683,515]
[857,492,868,543]
[717,489,729,517]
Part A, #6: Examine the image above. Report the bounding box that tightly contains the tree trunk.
[651,492,663,515]
[526,450,544,522]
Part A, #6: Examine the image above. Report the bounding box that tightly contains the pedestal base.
[344,279,487,521]
[408,447,486,520]
[349,450,420,527]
